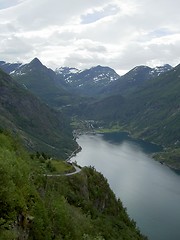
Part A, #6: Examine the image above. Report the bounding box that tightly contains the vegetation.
[1,58,179,238]
[12,58,81,108]
[77,65,180,169]
[154,147,180,169]
[0,68,77,158]
[0,131,147,239]
[1,59,179,168]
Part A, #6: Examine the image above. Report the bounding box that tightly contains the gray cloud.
[0,0,180,73]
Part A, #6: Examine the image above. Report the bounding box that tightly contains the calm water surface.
[71,132,180,240]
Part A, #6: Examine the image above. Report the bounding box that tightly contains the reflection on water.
[102,132,163,154]
[71,133,180,240]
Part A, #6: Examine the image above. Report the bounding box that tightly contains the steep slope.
[0,68,77,158]
[81,64,180,151]
[123,64,180,145]
[0,60,22,74]
[0,132,147,239]
[79,94,125,121]
[102,64,172,96]
[11,58,78,107]
[55,65,120,96]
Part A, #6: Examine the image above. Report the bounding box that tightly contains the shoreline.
[66,145,82,162]
[96,128,180,171]
[75,128,180,171]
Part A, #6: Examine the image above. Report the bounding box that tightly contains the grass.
[95,122,126,133]
[45,159,75,174]
[154,147,180,170]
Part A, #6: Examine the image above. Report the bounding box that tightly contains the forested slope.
[79,65,180,168]
[0,68,77,158]
[0,131,147,240]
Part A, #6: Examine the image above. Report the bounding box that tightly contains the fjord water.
[71,132,180,240]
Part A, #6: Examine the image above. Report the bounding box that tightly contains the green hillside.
[0,68,77,158]
[0,131,147,240]
[12,58,81,108]
[121,65,180,145]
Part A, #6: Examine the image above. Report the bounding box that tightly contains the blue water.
[71,132,180,240]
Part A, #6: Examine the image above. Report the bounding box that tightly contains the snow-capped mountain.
[0,58,173,98]
[1,58,120,99]
[55,67,81,85]
[102,64,173,96]
[56,67,80,76]
[150,64,173,76]
[7,58,72,107]
[123,64,173,84]
[55,65,120,96]
[11,57,55,76]
[0,61,22,74]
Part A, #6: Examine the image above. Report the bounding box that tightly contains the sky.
[0,0,180,74]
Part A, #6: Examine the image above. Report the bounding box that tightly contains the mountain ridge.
[55,64,120,96]
[0,68,77,158]
[101,64,173,96]
[9,58,74,107]
[0,58,173,99]
[79,63,180,168]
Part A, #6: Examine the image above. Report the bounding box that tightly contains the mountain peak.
[91,65,111,71]
[30,57,43,67]
[56,67,80,75]
[132,65,152,72]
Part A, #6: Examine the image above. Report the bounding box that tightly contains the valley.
[0,57,179,239]
[1,58,179,169]
[0,131,147,239]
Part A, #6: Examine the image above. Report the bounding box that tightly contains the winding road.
[44,164,81,177]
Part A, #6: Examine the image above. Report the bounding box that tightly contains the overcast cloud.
[0,0,180,74]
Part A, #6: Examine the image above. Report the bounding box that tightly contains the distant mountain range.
[101,64,173,96]
[8,58,76,107]
[0,60,22,73]
[0,58,173,100]
[0,59,121,98]
[55,65,120,96]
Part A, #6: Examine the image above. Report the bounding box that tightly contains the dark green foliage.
[155,147,180,169]
[0,68,77,158]
[46,160,56,172]
[0,132,146,239]
[12,58,81,107]
[101,64,172,97]
[78,65,180,168]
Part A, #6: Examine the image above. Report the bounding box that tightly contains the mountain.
[55,65,120,96]
[0,60,22,74]
[126,64,180,146]
[1,59,120,104]
[101,64,173,96]
[54,67,81,91]
[1,59,172,99]
[81,64,180,151]
[56,66,80,79]
[11,58,69,107]
[0,68,77,158]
